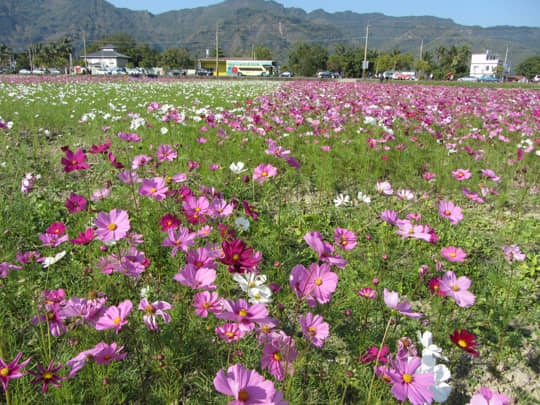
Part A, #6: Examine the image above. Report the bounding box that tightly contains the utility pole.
[362,24,369,80]
[82,30,88,71]
[419,39,424,60]
[215,23,219,77]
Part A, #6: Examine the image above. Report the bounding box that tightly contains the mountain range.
[1,0,539,66]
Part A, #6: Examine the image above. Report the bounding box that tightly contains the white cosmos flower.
[418,330,448,366]
[248,285,273,304]
[357,191,371,204]
[376,181,393,196]
[333,193,350,207]
[140,285,151,299]
[417,362,452,403]
[233,273,267,292]
[397,189,414,201]
[234,217,250,231]
[160,127,168,135]
[42,251,66,268]
[229,161,247,174]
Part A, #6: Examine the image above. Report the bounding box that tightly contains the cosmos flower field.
[0,76,538,404]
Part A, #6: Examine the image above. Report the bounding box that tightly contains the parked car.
[457,76,478,82]
[196,68,213,76]
[382,71,395,80]
[109,67,127,76]
[18,69,32,75]
[92,68,109,75]
[317,71,336,78]
[280,71,294,77]
[127,68,145,77]
[477,75,499,82]
[48,68,61,75]
[533,74,540,83]
[31,69,46,75]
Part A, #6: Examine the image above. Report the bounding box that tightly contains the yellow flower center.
[203,302,211,309]
[150,187,157,193]
[145,305,155,314]
[262,325,270,333]
[47,312,55,320]
[458,339,467,348]
[444,210,451,216]
[232,254,240,261]
[238,389,249,401]
[107,223,117,231]
[450,252,456,257]
[262,171,268,177]
[273,352,282,361]
[194,207,201,213]
[113,317,122,325]
[0,367,9,377]
[452,285,459,291]
[43,371,53,380]
[308,326,317,336]
[103,354,111,360]
[225,332,235,338]
[71,159,77,165]
[402,373,413,384]
[314,278,323,286]
[238,309,248,317]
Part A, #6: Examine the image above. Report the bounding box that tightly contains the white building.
[470,50,503,78]
[82,44,129,70]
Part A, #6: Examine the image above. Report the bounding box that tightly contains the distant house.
[82,44,129,70]
[470,50,504,78]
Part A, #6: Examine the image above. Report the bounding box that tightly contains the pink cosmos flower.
[94,209,131,242]
[468,387,510,405]
[0,352,32,391]
[395,220,432,242]
[213,363,282,405]
[452,168,472,180]
[90,186,111,201]
[438,200,464,225]
[358,287,377,299]
[173,264,217,290]
[60,295,107,327]
[183,195,210,222]
[215,323,246,342]
[217,298,269,332]
[95,299,133,333]
[65,193,87,213]
[462,188,485,203]
[441,246,467,262]
[359,346,389,364]
[131,154,152,170]
[304,231,348,268]
[117,132,140,142]
[66,342,126,378]
[299,312,329,347]
[186,247,217,269]
[439,270,475,307]
[209,198,234,217]
[502,244,526,264]
[261,332,297,381]
[154,144,177,162]
[192,291,222,318]
[380,210,399,225]
[253,163,277,184]
[0,261,22,278]
[31,307,67,337]
[480,169,500,182]
[423,172,436,180]
[388,356,434,405]
[138,298,172,330]
[333,227,357,250]
[69,228,95,245]
[162,227,196,257]
[376,181,393,195]
[383,288,422,318]
[138,177,168,201]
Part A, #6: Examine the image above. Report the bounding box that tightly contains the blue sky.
[107,0,539,27]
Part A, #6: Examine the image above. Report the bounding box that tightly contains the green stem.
[366,315,393,404]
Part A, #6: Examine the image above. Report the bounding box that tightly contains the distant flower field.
[0,76,538,404]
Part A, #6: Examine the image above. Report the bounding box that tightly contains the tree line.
[1,34,538,79]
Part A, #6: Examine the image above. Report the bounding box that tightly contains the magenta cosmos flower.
[94,209,131,242]
[213,363,284,405]
[95,299,133,333]
[65,192,87,213]
[299,312,330,347]
[289,263,338,307]
[61,147,89,172]
[154,144,177,162]
[333,227,357,250]
[383,288,422,318]
[388,356,434,405]
[467,386,510,405]
[441,246,467,262]
[28,359,66,393]
[438,200,464,225]
[439,270,475,307]
[138,298,172,330]
[261,332,297,381]
[451,168,472,180]
[0,352,32,391]
[252,163,277,184]
[192,291,222,318]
